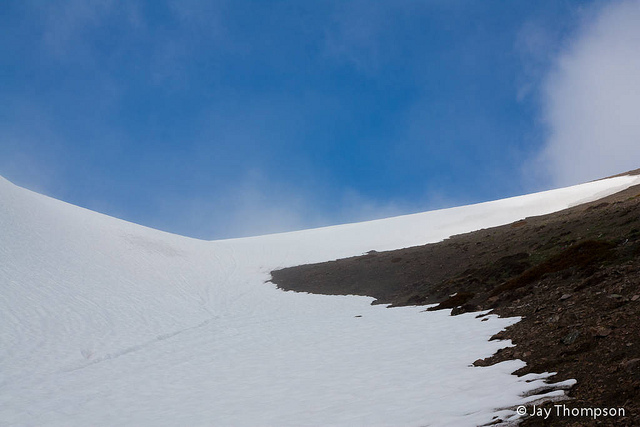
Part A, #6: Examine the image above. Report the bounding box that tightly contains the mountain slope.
[1,174,639,426]
[272,172,640,426]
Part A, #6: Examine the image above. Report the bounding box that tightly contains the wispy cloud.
[0,99,67,195]
[322,1,445,74]
[37,0,117,60]
[515,20,560,102]
[533,0,640,186]
[140,169,321,239]
[146,168,447,240]
[323,1,390,73]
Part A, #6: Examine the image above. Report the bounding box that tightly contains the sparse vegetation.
[490,240,616,297]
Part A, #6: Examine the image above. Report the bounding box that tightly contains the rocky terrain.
[271,172,640,426]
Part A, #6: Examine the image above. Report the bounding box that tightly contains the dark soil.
[270,173,640,426]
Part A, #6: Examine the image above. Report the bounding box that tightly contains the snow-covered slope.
[1,174,638,426]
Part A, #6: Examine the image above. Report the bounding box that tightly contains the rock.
[490,331,507,341]
[474,358,492,367]
[606,294,629,303]
[451,304,480,315]
[592,326,611,337]
[547,314,561,324]
[405,295,427,305]
[562,330,581,345]
[631,295,639,301]
[621,359,640,380]
[621,358,640,371]
[560,293,572,301]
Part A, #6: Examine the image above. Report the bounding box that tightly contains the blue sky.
[2,0,640,239]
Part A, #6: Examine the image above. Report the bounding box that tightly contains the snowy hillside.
[1,174,639,426]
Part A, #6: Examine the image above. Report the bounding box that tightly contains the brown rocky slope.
[270,172,640,426]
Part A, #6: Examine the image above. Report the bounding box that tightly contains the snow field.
[1,174,639,426]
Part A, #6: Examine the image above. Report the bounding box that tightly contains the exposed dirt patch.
[271,178,640,426]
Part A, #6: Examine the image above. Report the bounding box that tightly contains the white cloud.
[536,0,640,186]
